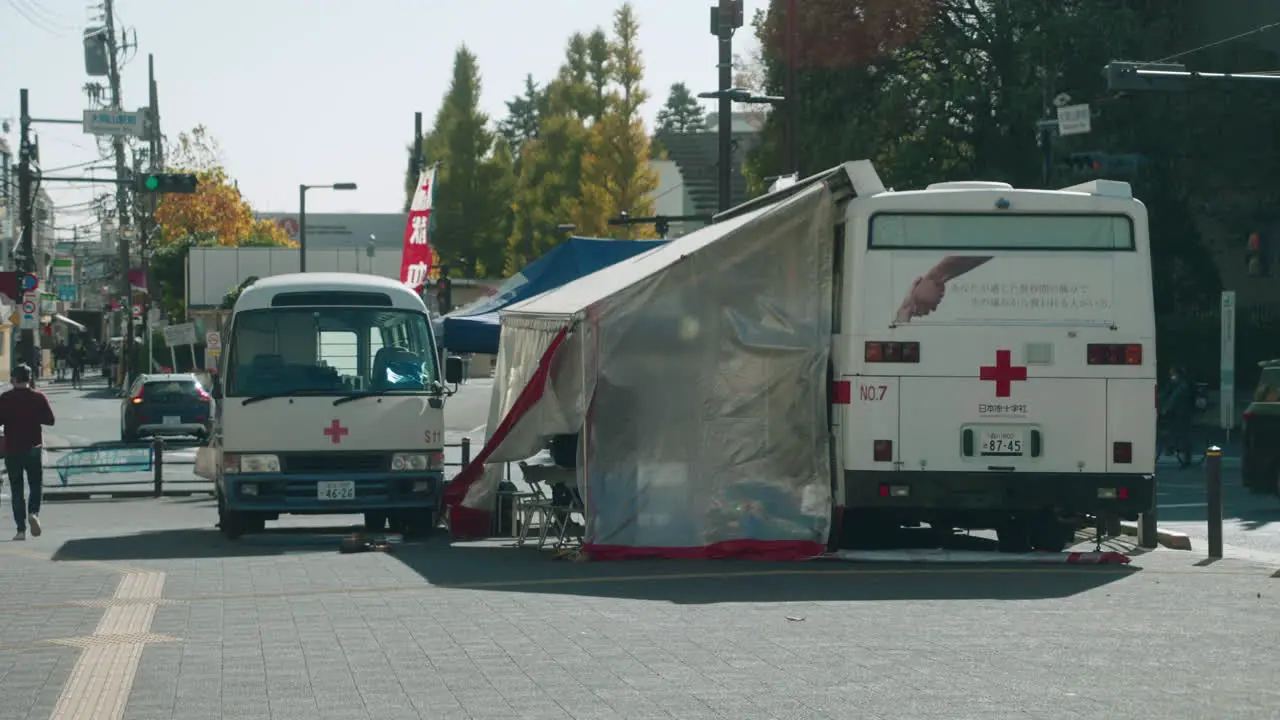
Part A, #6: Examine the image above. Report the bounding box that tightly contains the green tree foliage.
[573,3,660,239]
[742,0,1280,383]
[656,82,705,133]
[504,31,610,273]
[404,46,515,277]
[497,74,546,161]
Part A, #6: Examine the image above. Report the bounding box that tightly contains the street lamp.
[299,182,358,272]
[697,88,785,212]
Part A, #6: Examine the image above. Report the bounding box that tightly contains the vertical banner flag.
[400,165,437,292]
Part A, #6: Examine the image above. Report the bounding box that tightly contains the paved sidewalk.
[0,499,1275,719]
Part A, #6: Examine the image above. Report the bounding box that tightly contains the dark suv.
[120,373,214,442]
[1242,360,1280,496]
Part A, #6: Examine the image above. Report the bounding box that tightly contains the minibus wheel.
[364,512,388,531]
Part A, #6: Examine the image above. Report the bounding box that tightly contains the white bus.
[824,172,1156,552]
[200,273,463,539]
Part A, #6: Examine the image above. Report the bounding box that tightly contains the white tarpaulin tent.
[446,163,882,559]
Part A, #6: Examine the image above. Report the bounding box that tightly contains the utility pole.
[17,89,36,370]
[785,0,798,176]
[713,0,740,213]
[141,54,162,345]
[104,0,136,383]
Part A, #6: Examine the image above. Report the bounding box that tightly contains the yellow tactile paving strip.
[47,571,168,720]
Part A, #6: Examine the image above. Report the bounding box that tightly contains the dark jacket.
[0,387,56,453]
[1162,377,1194,421]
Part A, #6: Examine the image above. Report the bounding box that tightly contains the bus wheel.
[996,518,1031,553]
[1028,522,1071,553]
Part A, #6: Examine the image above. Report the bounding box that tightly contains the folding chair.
[515,462,558,548]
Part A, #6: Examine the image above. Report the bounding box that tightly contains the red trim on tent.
[583,540,826,562]
[444,327,571,538]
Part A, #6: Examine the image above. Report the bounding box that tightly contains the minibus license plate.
[317,481,356,500]
[980,431,1024,457]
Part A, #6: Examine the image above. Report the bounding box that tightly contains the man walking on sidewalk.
[0,365,55,540]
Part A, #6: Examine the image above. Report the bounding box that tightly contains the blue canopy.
[441,237,665,353]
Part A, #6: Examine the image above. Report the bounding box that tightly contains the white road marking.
[1157,502,1208,509]
[49,570,169,720]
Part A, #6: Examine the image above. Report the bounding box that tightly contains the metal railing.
[40,437,205,498]
[33,436,480,500]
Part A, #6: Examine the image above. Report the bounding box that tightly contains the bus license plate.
[317,481,356,500]
[980,431,1024,457]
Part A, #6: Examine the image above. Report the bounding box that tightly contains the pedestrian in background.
[0,364,55,540]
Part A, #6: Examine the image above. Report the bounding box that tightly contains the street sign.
[131,304,142,319]
[205,332,221,351]
[21,294,37,325]
[57,283,77,302]
[40,293,57,314]
[1056,104,1091,136]
[82,108,146,137]
[163,322,198,347]
[20,273,38,292]
[1220,291,1236,430]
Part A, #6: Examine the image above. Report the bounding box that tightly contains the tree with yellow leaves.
[149,126,292,316]
[571,3,660,240]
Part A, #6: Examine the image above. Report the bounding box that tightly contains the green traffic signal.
[136,172,198,194]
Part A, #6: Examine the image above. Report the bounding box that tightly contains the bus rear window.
[869,213,1134,250]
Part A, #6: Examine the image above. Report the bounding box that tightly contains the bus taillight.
[1087,343,1142,365]
[1113,441,1133,464]
[873,439,893,462]
[865,342,920,363]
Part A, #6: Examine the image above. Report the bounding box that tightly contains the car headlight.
[391,452,443,472]
[224,453,280,474]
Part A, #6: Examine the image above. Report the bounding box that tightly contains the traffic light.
[1246,231,1269,277]
[709,0,744,35]
[1103,62,1189,93]
[135,173,198,194]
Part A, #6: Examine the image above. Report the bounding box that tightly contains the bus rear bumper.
[843,470,1155,522]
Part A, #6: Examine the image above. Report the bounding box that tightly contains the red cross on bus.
[323,419,350,444]
[980,350,1027,398]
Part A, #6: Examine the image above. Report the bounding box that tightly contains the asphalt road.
[1153,455,1280,564]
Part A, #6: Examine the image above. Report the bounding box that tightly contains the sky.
[1,0,769,241]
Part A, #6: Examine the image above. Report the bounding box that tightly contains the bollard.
[1138,473,1159,549]
[152,437,164,497]
[460,437,471,466]
[1205,445,1223,558]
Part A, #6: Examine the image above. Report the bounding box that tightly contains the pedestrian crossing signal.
[136,173,198,194]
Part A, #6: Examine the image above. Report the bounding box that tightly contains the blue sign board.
[57,283,77,302]
[20,273,38,292]
[53,446,154,485]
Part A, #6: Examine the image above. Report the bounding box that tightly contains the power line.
[4,0,63,35]
[1154,22,1280,64]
